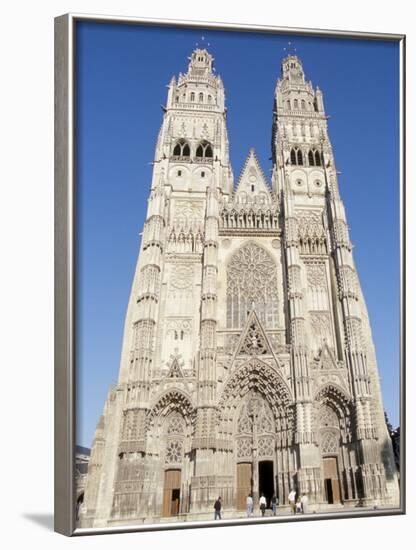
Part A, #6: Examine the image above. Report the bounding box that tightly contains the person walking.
[271,494,278,516]
[214,496,222,520]
[296,497,302,514]
[300,493,309,514]
[246,494,253,518]
[288,489,297,514]
[259,493,267,517]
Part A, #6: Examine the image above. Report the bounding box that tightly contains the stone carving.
[237,319,272,356]
[296,209,327,254]
[320,431,339,454]
[258,436,274,457]
[166,358,184,378]
[237,437,252,458]
[318,404,339,429]
[225,334,240,355]
[201,122,209,139]
[165,440,183,464]
[170,265,194,289]
[227,244,278,329]
[166,318,192,336]
[310,312,333,347]
[167,414,185,435]
[338,265,359,298]
[167,228,204,254]
[237,404,253,433]
[306,263,327,289]
[174,200,204,229]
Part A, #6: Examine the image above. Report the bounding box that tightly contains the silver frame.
[54,13,406,536]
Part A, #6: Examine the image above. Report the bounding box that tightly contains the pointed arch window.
[172,139,191,158]
[294,99,299,109]
[196,140,213,158]
[286,100,291,110]
[307,149,322,167]
[290,148,297,165]
[290,148,303,166]
[190,92,195,102]
[226,243,279,329]
[301,99,306,110]
[199,92,204,102]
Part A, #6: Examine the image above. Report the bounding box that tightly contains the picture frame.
[54,13,405,536]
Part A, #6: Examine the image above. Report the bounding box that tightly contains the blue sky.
[75,21,400,447]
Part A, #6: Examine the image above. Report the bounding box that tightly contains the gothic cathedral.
[80,49,399,527]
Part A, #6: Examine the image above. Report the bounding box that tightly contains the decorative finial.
[283,41,297,56]
[195,35,211,48]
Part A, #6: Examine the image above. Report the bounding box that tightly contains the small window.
[190,92,195,102]
[201,171,205,178]
[294,99,299,109]
[251,185,255,192]
[177,170,182,177]
[296,179,303,186]
[315,180,322,187]
[287,100,291,110]
[207,95,212,103]
[199,92,204,102]
[175,96,179,103]
[301,99,306,110]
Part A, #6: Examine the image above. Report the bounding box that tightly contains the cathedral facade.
[80,48,399,527]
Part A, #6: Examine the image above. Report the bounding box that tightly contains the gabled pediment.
[166,355,185,378]
[316,342,338,370]
[235,149,272,202]
[234,310,274,357]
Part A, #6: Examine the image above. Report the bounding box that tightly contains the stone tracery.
[226,243,279,329]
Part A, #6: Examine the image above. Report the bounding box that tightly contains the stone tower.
[80,49,399,528]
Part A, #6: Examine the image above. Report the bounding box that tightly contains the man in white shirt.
[259,493,267,517]
[288,489,297,514]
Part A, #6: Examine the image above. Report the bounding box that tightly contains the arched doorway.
[162,413,186,517]
[217,360,294,510]
[316,397,350,504]
[235,393,276,510]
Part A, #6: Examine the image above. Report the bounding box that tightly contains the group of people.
[247,493,278,517]
[288,490,309,515]
[213,491,309,520]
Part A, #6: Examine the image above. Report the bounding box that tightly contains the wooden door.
[236,463,252,511]
[163,469,181,517]
[323,457,341,504]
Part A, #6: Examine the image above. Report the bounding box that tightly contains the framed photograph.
[54,13,405,536]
